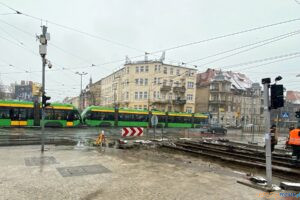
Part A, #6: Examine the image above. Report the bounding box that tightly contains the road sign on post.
[151,115,158,126]
[121,127,143,137]
[281,112,289,118]
[151,115,158,139]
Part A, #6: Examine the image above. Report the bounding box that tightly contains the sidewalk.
[0,145,262,200]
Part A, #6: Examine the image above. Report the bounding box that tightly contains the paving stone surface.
[24,156,58,166]
[57,164,111,177]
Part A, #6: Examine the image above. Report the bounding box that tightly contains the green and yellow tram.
[81,106,208,128]
[0,100,81,127]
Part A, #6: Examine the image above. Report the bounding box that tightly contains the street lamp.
[75,71,88,110]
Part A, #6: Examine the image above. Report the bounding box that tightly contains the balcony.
[172,99,187,105]
[160,85,172,92]
[209,99,227,104]
[173,86,186,93]
[152,99,171,104]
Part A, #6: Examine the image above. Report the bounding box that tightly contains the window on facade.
[168,94,172,100]
[187,94,193,101]
[187,82,194,88]
[145,66,149,72]
[144,91,148,99]
[170,68,174,75]
[175,81,179,87]
[176,69,180,75]
[158,78,161,84]
[144,105,147,110]
[140,78,144,85]
[155,65,158,72]
[145,78,148,85]
[139,105,142,110]
[154,77,157,84]
[163,79,167,86]
[135,79,139,85]
[163,67,167,74]
[136,66,139,73]
[139,92,143,99]
[157,91,160,98]
[140,66,144,72]
[127,67,129,74]
[135,92,138,100]
[134,105,138,109]
[186,107,192,113]
[170,80,173,86]
[126,92,129,100]
[153,91,156,98]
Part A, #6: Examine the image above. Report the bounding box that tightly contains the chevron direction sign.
[121,127,144,137]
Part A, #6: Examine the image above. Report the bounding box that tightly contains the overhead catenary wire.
[0,2,144,53]
[186,29,300,65]
[2,2,300,70]
[0,18,113,72]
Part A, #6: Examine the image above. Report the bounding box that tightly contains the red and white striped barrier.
[122,127,143,137]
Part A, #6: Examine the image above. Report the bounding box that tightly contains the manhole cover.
[25,156,58,166]
[56,164,111,177]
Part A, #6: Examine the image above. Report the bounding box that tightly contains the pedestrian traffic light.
[42,94,51,108]
[270,84,284,109]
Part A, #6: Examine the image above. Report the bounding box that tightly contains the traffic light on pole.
[296,111,300,118]
[42,93,51,108]
[270,84,284,109]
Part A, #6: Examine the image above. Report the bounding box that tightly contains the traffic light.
[296,111,300,118]
[42,93,51,108]
[270,84,284,109]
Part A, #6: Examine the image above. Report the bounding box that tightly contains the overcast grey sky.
[0,0,299,101]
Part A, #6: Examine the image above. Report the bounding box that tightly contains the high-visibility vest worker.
[288,128,300,146]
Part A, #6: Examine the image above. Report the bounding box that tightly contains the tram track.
[162,140,300,178]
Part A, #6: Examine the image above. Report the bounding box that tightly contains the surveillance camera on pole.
[38,25,50,152]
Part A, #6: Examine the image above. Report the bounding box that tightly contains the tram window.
[0,107,10,119]
[168,116,191,123]
[118,113,133,121]
[18,108,27,120]
[135,114,148,122]
[27,108,34,119]
[118,113,148,122]
[11,108,19,120]
[104,112,115,121]
[54,110,66,120]
[73,111,80,120]
[66,111,75,121]
[183,117,192,123]
[45,109,54,120]
[85,111,92,120]
[157,115,166,123]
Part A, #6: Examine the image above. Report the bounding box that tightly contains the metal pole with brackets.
[38,25,50,152]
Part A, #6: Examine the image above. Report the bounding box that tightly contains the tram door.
[10,108,28,126]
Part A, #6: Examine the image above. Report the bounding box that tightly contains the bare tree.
[0,80,5,100]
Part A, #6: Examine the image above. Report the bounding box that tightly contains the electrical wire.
[0,2,144,53]
[186,29,300,65]
[2,2,300,70]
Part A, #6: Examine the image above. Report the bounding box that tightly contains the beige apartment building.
[196,69,264,129]
[95,60,197,113]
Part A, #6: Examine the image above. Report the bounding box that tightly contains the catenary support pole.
[263,79,272,188]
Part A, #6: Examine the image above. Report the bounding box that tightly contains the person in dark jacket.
[270,125,278,152]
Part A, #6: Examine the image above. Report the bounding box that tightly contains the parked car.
[208,124,227,134]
